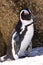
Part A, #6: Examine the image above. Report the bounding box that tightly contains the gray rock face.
[30,47,43,56]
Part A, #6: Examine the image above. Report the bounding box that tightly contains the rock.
[0,31,7,56]
[0,0,43,56]
[30,47,43,56]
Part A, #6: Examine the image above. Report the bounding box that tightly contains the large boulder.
[0,0,43,56]
[0,31,7,56]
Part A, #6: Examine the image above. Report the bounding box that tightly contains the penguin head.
[20,9,32,21]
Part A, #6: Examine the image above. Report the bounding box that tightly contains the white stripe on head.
[20,9,31,20]
[20,9,28,20]
[20,9,33,26]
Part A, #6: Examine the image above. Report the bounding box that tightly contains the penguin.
[0,8,34,62]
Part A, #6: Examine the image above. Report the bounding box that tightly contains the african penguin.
[0,8,34,62]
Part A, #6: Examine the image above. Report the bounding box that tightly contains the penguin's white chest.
[18,24,34,56]
[21,24,34,47]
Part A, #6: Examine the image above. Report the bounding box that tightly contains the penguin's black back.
[15,20,22,33]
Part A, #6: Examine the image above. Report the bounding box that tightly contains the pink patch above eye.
[24,12,29,15]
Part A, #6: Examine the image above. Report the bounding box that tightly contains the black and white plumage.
[0,8,34,62]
